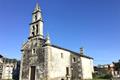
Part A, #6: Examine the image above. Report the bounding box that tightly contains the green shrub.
[93,73,112,79]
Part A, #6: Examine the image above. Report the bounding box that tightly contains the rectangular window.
[66,67,69,75]
[32,49,36,55]
[61,53,63,58]
[72,57,76,63]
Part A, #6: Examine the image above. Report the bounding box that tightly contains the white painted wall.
[45,45,94,80]
[80,57,94,79]
[46,46,71,79]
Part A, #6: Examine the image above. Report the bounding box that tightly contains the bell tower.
[20,3,48,80]
[29,3,43,39]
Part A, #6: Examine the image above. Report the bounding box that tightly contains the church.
[19,3,94,80]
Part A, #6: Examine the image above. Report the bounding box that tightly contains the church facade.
[19,3,94,80]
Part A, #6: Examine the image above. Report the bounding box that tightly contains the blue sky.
[0,0,120,65]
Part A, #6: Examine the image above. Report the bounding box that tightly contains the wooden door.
[30,66,36,80]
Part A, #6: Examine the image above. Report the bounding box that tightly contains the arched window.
[32,32,35,36]
[35,15,37,21]
[36,24,38,34]
[33,26,35,30]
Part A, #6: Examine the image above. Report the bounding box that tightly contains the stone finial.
[80,47,84,55]
[45,33,51,45]
[34,3,41,12]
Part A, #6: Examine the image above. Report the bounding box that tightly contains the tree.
[12,61,20,80]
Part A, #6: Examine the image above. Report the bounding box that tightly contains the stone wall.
[20,38,47,80]
[70,54,82,80]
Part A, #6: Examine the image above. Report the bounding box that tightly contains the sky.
[0,0,120,65]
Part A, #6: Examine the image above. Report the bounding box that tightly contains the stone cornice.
[29,19,43,25]
[32,10,41,14]
[28,34,44,39]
